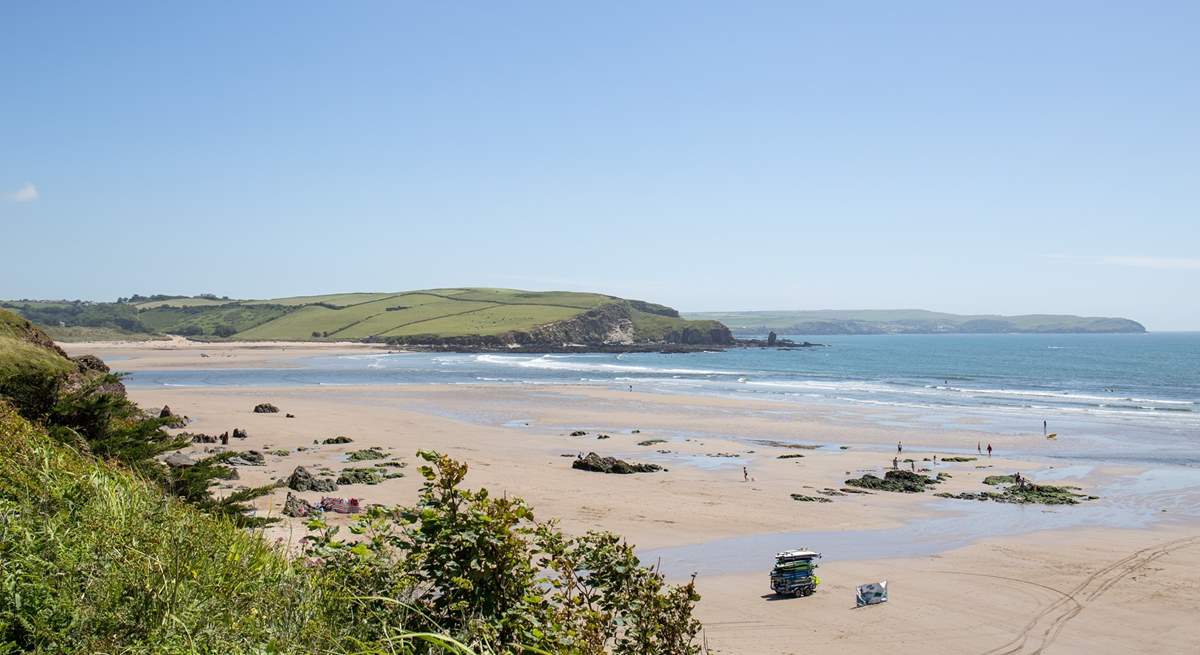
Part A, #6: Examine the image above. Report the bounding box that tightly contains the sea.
[125,332,1200,465]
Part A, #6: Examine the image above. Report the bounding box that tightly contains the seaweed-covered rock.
[323,435,354,445]
[253,403,279,414]
[337,467,386,485]
[159,405,174,418]
[346,447,387,461]
[790,493,832,503]
[228,450,265,467]
[571,452,662,474]
[287,466,337,492]
[939,476,1095,505]
[844,469,942,493]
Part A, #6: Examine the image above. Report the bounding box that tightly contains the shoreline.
[61,341,1200,654]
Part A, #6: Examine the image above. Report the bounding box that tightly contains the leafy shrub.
[305,451,702,654]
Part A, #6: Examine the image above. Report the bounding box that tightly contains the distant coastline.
[684,309,1146,335]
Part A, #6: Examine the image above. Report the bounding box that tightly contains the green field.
[5,289,725,344]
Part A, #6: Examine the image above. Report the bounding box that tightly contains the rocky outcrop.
[287,466,337,492]
[253,403,279,414]
[282,492,319,517]
[844,469,945,493]
[228,450,265,466]
[164,452,196,468]
[571,452,663,474]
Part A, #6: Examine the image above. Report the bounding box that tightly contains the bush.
[305,451,702,654]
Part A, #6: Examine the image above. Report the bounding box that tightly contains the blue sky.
[2,2,1197,329]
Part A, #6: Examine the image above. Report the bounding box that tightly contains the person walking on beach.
[893,456,899,470]
[987,443,993,457]
[910,460,916,472]
[897,441,903,454]
[1043,419,1047,436]
[977,441,982,454]
[743,466,749,482]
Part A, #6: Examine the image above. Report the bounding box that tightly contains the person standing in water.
[977,441,982,454]
[1043,419,1047,436]
[897,441,903,454]
[987,443,993,457]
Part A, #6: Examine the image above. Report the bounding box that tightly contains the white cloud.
[6,183,38,203]
[1099,256,1200,271]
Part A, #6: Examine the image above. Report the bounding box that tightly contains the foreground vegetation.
[0,309,703,653]
[3,288,728,345]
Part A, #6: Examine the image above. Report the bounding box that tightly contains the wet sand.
[65,342,1200,654]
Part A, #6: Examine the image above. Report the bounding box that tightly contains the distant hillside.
[682,309,1146,335]
[2,289,733,349]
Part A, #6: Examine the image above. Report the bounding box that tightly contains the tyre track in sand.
[978,535,1200,655]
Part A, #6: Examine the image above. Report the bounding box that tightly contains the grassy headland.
[3,288,732,348]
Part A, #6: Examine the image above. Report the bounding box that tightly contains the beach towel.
[856,580,888,607]
[320,497,363,514]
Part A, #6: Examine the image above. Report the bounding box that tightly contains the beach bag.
[856,580,888,607]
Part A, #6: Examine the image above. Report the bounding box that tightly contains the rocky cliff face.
[382,301,734,351]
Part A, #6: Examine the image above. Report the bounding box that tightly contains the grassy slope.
[235,288,623,340]
[0,404,360,654]
[0,310,75,382]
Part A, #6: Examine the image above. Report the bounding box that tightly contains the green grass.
[380,304,582,338]
[242,292,403,307]
[6,289,730,344]
[0,404,345,653]
[137,305,290,337]
[0,310,75,383]
[41,326,167,342]
[131,297,235,309]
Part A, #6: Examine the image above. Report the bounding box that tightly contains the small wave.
[474,354,744,376]
[337,353,394,361]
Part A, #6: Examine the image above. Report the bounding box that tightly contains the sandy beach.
[68,342,1200,654]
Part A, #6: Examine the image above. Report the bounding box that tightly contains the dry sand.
[66,342,1200,654]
